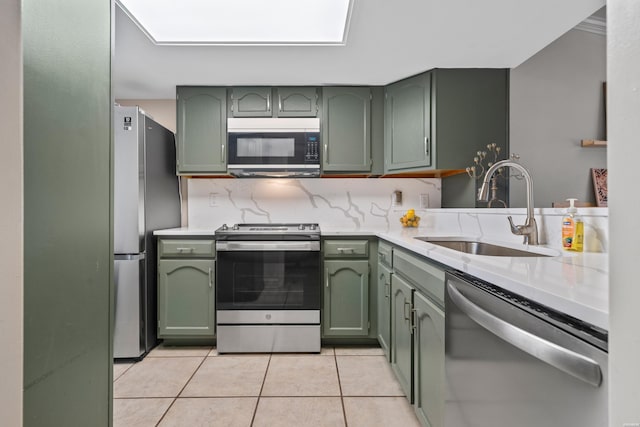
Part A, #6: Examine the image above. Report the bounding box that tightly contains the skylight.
[117,0,353,45]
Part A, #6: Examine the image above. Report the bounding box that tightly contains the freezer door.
[113,255,145,359]
[114,106,145,254]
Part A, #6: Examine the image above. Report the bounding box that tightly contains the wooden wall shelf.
[581,139,608,147]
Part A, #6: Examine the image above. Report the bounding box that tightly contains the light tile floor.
[113,345,422,427]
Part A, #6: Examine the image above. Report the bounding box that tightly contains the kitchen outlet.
[419,193,430,208]
[209,193,219,207]
[391,190,403,207]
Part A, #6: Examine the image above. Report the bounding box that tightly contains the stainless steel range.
[215,223,321,353]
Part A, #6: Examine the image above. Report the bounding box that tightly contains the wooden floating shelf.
[581,139,608,147]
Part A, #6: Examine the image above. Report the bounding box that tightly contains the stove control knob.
[232,224,240,230]
[310,224,317,230]
[298,224,306,230]
[221,224,228,230]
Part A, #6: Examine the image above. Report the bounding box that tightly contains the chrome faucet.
[478,158,539,245]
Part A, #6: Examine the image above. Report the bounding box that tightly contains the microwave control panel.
[304,133,320,163]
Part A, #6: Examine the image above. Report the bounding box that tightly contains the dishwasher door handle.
[446,280,603,387]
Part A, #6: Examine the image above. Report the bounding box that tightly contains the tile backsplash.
[187,178,442,231]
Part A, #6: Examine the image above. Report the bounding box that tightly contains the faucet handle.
[507,216,522,235]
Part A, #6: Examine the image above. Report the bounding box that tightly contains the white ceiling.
[114,0,605,99]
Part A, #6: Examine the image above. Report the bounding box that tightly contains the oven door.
[216,241,320,311]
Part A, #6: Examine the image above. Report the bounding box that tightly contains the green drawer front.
[393,249,445,306]
[378,241,393,267]
[324,240,369,258]
[159,239,216,258]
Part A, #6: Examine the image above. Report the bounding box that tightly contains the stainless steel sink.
[414,237,553,257]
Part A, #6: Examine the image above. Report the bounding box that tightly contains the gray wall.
[0,0,23,425]
[510,28,607,208]
[609,1,640,424]
[23,0,113,425]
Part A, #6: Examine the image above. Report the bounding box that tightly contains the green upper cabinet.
[322,87,372,173]
[176,86,227,174]
[323,260,370,337]
[229,87,319,117]
[385,72,432,172]
[277,87,318,117]
[230,87,273,117]
[384,69,509,178]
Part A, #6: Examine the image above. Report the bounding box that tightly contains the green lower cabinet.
[377,262,392,361]
[413,290,445,427]
[390,274,414,400]
[158,259,216,337]
[323,260,369,337]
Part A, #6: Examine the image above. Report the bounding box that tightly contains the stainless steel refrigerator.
[113,106,181,359]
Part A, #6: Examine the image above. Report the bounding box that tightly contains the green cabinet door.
[323,260,369,337]
[390,274,414,400]
[322,87,372,172]
[413,290,445,427]
[377,262,392,361]
[230,87,273,117]
[158,259,216,337]
[177,87,227,174]
[385,72,432,172]
[277,87,318,117]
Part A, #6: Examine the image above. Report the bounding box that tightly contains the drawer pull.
[337,247,355,252]
[208,267,213,288]
[176,247,194,252]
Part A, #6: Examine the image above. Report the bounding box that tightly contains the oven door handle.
[446,279,603,387]
[216,241,320,251]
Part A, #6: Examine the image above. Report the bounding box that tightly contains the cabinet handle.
[337,247,355,253]
[267,94,271,111]
[404,300,411,321]
[324,143,328,162]
[221,143,225,161]
[325,268,330,288]
[176,247,194,252]
[424,136,429,156]
[411,308,417,331]
[208,267,213,288]
[278,94,282,111]
[385,282,390,298]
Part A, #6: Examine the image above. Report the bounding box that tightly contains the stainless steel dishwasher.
[444,271,608,427]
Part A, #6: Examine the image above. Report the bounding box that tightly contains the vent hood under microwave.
[227,118,321,178]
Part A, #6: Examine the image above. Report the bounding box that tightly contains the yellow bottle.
[561,198,584,252]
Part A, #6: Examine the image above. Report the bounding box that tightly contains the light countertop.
[154,227,216,236]
[378,228,608,331]
[153,226,609,331]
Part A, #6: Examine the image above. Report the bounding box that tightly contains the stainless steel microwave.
[227,118,320,177]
